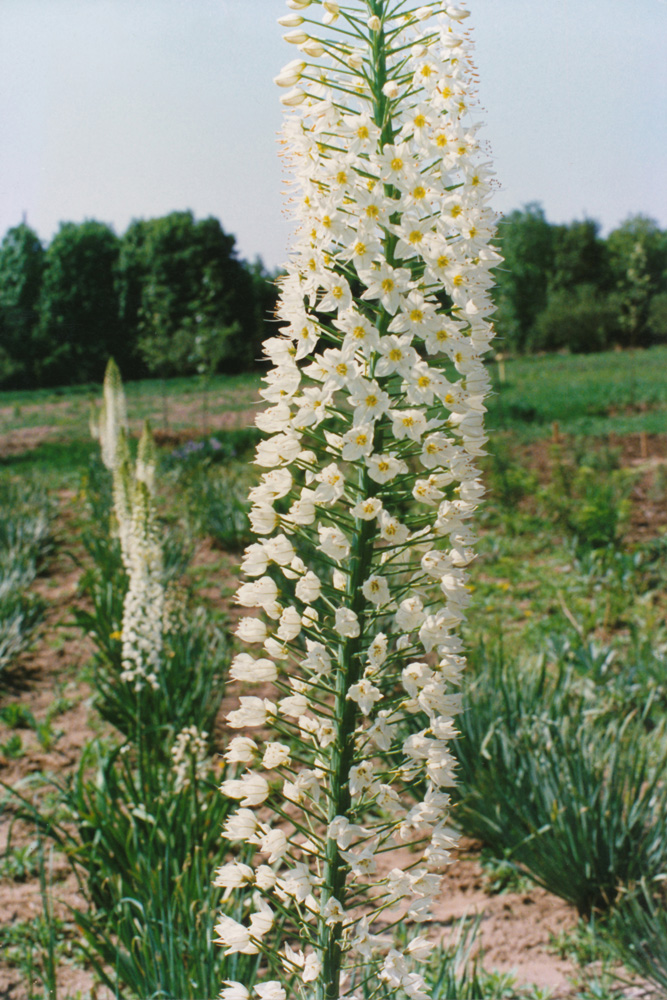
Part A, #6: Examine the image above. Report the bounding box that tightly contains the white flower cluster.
[218,3,499,998]
[95,361,165,692]
[171,725,209,789]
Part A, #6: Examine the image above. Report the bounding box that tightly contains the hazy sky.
[2,0,666,269]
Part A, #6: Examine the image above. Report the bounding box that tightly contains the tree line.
[0,211,278,389]
[494,204,667,354]
[1,205,667,390]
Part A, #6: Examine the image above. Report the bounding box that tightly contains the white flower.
[219,982,250,1000]
[262,742,291,769]
[395,596,426,631]
[224,737,258,765]
[322,897,345,926]
[235,617,268,644]
[366,453,408,484]
[213,862,255,890]
[367,632,388,667]
[347,679,383,715]
[279,693,309,718]
[254,983,286,1000]
[227,697,275,729]
[263,533,296,566]
[236,577,280,613]
[241,543,269,577]
[277,605,302,641]
[303,640,332,675]
[327,815,365,849]
[249,504,279,536]
[230,654,277,684]
[215,917,255,955]
[295,570,322,603]
[255,432,302,467]
[220,773,270,808]
[222,808,257,843]
[256,865,278,890]
[341,423,375,461]
[362,575,391,606]
[351,496,383,520]
[335,607,360,638]
[318,524,350,561]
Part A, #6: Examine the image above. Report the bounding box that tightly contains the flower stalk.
[217,2,500,998]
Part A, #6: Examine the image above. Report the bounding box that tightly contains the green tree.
[37,221,122,385]
[0,222,45,387]
[117,211,263,379]
[550,219,612,295]
[607,215,667,347]
[493,203,556,353]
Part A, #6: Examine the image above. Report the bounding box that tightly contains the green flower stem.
[316,10,397,995]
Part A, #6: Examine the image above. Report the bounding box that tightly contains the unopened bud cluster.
[218,3,499,998]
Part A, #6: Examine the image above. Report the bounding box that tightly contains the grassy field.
[1,347,666,999]
[2,345,667,476]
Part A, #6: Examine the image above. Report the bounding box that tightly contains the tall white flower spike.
[217,3,500,998]
[94,361,165,692]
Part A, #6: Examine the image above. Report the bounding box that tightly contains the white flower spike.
[218,2,499,998]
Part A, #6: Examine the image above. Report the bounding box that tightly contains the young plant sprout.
[217,2,499,998]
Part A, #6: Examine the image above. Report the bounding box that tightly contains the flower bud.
[446,5,471,20]
[274,58,306,88]
[322,1,340,24]
[283,28,309,44]
[280,88,308,107]
[277,13,304,26]
[286,0,311,7]
[382,80,399,98]
[299,38,325,57]
[367,15,381,31]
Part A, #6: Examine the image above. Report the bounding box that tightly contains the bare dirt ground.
[1,433,664,999]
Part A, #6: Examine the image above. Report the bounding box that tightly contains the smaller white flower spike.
[218,1,499,997]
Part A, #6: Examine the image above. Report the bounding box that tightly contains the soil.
[1,431,665,999]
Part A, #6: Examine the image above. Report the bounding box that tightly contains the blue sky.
[1,0,666,269]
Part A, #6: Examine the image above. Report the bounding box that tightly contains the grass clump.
[453,647,667,919]
[0,478,52,680]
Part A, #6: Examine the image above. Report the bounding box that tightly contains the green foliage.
[647,291,667,342]
[494,208,667,354]
[183,464,254,551]
[532,284,621,354]
[494,203,556,353]
[485,345,667,438]
[9,739,260,1000]
[0,213,276,390]
[606,882,667,996]
[75,515,225,751]
[36,220,123,386]
[453,648,667,918]
[542,446,635,548]
[0,478,52,679]
[0,223,45,388]
[118,211,269,381]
